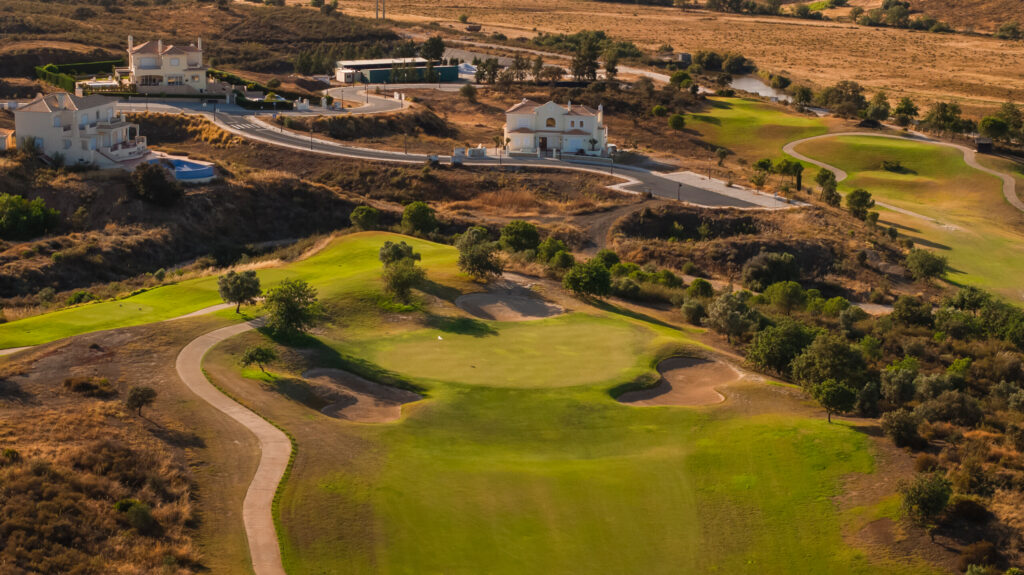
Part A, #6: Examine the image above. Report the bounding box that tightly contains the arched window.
[545,117,556,128]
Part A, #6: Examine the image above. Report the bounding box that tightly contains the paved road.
[785,131,1021,221]
[124,97,772,208]
[175,320,290,575]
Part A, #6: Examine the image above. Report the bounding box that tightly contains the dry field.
[345,0,1024,109]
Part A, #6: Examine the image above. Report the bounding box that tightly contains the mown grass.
[0,232,457,349]
[192,232,936,574]
[793,135,1024,300]
[688,97,830,161]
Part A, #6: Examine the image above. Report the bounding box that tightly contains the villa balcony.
[100,137,148,161]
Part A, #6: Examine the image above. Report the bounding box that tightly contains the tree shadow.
[588,299,682,331]
[148,425,207,448]
[261,329,424,394]
[418,278,463,303]
[688,114,721,126]
[260,375,331,411]
[0,379,33,404]
[907,236,952,251]
[879,220,921,233]
[424,313,498,337]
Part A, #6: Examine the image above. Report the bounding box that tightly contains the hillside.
[911,0,1020,33]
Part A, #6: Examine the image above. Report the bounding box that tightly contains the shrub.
[131,163,182,206]
[349,205,380,230]
[378,240,420,265]
[67,291,95,306]
[881,356,919,406]
[892,295,933,327]
[914,390,983,427]
[63,377,117,398]
[947,495,991,523]
[537,237,568,263]
[845,188,875,220]
[914,453,938,473]
[821,297,850,317]
[790,333,868,389]
[667,113,686,130]
[401,201,437,235]
[900,473,951,526]
[681,300,706,325]
[460,83,477,102]
[0,194,60,240]
[880,409,923,447]
[703,292,757,343]
[905,248,947,281]
[382,258,426,302]
[652,105,668,117]
[763,281,806,313]
[500,220,540,253]
[456,227,503,280]
[562,259,611,297]
[746,318,817,376]
[685,278,714,300]
[549,250,575,270]
[741,252,799,291]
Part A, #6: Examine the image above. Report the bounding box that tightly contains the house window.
[53,117,61,128]
[170,58,180,66]
[63,139,71,150]
[545,117,556,128]
[167,76,184,86]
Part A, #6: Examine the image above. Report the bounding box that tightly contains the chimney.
[197,36,202,51]
[128,35,134,51]
[56,93,65,110]
[158,39,163,54]
[567,100,572,111]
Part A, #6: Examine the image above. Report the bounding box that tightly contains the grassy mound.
[794,134,1024,299]
[689,97,830,160]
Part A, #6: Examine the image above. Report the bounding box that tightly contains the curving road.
[784,132,1022,217]
[175,320,290,575]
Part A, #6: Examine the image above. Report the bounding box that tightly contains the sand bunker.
[618,357,741,407]
[455,276,563,322]
[303,368,421,423]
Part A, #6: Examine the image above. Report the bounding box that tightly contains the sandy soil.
[303,368,421,423]
[618,356,742,407]
[455,275,564,321]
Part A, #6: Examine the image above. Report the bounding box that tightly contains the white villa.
[124,35,208,94]
[14,93,148,168]
[503,100,608,156]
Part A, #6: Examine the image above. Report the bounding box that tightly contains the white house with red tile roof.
[503,99,608,156]
[126,35,208,94]
[14,93,147,167]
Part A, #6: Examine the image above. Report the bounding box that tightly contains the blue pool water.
[149,158,215,181]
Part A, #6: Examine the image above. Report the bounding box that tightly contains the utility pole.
[310,122,313,150]
[375,0,378,19]
[677,182,681,201]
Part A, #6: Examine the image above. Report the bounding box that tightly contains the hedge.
[209,68,304,101]
[35,66,76,92]
[82,91,227,100]
[52,58,125,76]
[234,91,294,111]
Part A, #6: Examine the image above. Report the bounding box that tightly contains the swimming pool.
[149,158,215,183]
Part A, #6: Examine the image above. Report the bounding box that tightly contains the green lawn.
[0,232,461,349]
[689,97,830,161]
[197,232,936,574]
[794,135,1024,300]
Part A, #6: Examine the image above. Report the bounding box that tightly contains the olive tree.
[264,278,321,336]
[218,270,262,313]
[241,345,278,373]
[126,386,157,417]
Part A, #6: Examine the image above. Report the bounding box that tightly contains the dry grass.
[369,1,1024,110]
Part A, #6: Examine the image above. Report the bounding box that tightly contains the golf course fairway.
[195,232,939,575]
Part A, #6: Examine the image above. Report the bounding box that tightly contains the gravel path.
[175,320,290,575]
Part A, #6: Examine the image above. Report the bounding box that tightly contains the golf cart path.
[784,132,1022,219]
[175,320,289,575]
[0,302,235,356]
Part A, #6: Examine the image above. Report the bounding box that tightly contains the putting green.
[793,135,1024,300]
[689,97,830,161]
[356,313,661,388]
